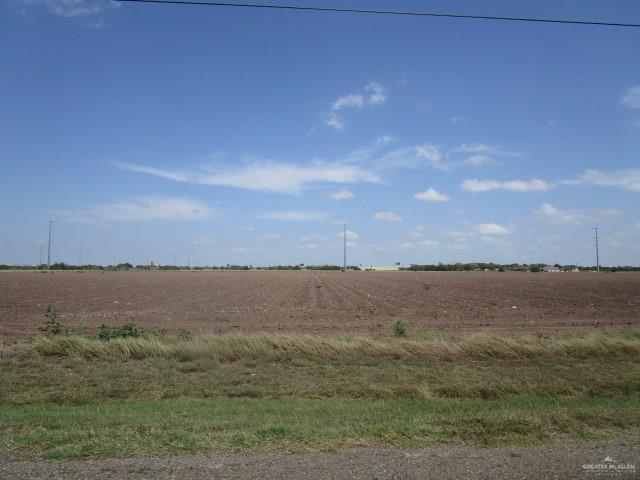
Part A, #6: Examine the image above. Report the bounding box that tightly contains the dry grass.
[29,328,640,362]
[4,328,639,459]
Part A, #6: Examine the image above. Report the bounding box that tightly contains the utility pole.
[47,220,53,268]
[592,227,600,272]
[343,223,347,272]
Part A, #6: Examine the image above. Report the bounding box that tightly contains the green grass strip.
[1,395,638,460]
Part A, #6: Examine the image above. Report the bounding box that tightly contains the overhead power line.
[115,0,640,28]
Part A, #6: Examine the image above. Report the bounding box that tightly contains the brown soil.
[1,270,639,342]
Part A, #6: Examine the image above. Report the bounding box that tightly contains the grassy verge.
[1,396,638,460]
[1,328,639,460]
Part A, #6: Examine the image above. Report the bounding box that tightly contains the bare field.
[1,270,639,342]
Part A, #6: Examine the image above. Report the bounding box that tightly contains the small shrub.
[39,305,65,336]
[98,323,143,341]
[392,319,407,337]
[423,283,433,290]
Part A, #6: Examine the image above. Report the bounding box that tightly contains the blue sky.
[1,0,639,266]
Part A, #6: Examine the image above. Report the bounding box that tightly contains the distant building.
[561,265,580,272]
[542,265,560,272]
[365,265,400,272]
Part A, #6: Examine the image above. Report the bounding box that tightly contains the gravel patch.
[2,435,639,480]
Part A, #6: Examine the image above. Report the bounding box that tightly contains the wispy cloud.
[535,203,620,225]
[562,167,640,192]
[535,203,586,224]
[374,144,443,170]
[413,188,449,202]
[332,93,365,111]
[325,82,387,130]
[114,161,379,194]
[24,0,117,17]
[473,223,511,235]
[621,86,640,109]
[374,211,403,222]
[324,112,345,131]
[63,196,211,223]
[453,143,519,157]
[260,211,327,221]
[329,190,355,200]
[344,138,512,173]
[365,82,387,106]
[461,179,554,193]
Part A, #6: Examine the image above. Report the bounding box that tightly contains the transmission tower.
[592,227,600,272]
[47,220,53,268]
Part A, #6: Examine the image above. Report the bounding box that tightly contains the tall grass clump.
[29,328,640,363]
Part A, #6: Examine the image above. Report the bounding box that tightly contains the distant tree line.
[0,263,361,271]
[1,262,638,272]
[403,263,640,272]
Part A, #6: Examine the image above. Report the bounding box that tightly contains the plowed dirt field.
[1,270,639,342]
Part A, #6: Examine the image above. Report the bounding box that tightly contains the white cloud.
[413,188,449,202]
[65,196,211,223]
[374,144,443,170]
[461,179,554,193]
[345,138,512,173]
[25,0,117,17]
[365,82,387,106]
[332,93,364,111]
[112,162,189,182]
[325,82,387,130]
[374,211,403,222]
[114,161,379,194]
[535,203,620,225]
[535,203,586,224]
[303,243,319,250]
[330,190,355,200]
[472,223,511,235]
[621,86,640,109]
[261,211,327,221]
[562,168,640,192]
[324,112,345,131]
[338,230,359,240]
